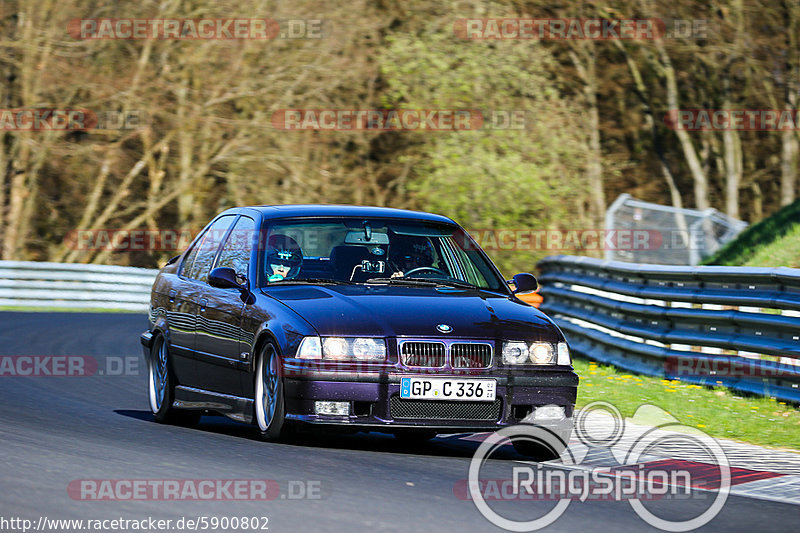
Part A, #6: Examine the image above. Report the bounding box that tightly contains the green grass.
[704,198,800,267]
[573,358,800,451]
[737,222,800,268]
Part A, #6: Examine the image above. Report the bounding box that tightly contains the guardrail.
[0,260,157,312]
[537,255,800,403]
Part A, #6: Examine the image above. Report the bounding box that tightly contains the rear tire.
[254,342,287,441]
[148,334,200,426]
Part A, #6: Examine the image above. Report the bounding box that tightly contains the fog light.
[533,405,565,420]
[314,401,350,416]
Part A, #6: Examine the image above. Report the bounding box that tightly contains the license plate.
[400,377,496,401]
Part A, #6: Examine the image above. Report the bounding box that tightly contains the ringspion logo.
[465,403,731,531]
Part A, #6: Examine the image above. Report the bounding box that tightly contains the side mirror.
[510,273,538,294]
[208,267,244,289]
[209,267,255,304]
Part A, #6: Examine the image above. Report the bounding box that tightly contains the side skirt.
[173,385,254,424]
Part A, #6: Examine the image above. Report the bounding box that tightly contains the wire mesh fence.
[605,194,748,265]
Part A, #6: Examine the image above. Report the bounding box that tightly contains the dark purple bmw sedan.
[141,205,577,457]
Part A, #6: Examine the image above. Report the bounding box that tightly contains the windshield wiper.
[365,277,439,287]
[268,278,351,285]
[365,277,480,290]
[430,279,480,290]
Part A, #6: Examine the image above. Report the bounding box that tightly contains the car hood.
[261,284,560,340]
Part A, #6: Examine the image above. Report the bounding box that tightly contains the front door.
[194,215,256,396]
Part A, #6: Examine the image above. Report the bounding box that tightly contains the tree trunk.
[781,0,799,206]
[722,107,743,218]
[781,125,798,207]
[654,37,710,210]
[569,44,605,226]
[615,40,688,239]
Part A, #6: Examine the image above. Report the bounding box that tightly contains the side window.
[187,215,236,282]
[216,216,255,277]
[179,234,204,277]
[179,226,211,277]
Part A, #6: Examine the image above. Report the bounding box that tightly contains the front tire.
[254,342,286,441]
[148,334,200,426]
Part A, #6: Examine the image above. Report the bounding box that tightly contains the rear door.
[166,230,206,384]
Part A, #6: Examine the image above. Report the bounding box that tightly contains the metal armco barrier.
[0,260,157,312]
[537,255,800,402]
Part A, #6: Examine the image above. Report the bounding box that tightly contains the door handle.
[199,298,208,312]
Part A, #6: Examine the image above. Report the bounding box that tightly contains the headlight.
[351,338,386,360]
[322,337,349,360]
[557,342,570,365]
[296,336,322,359]
[502,341,569,365]
[502,341,529,364]
[529,342,554,364]
[317,337,386,361]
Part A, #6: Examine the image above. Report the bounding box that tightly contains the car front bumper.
[282,369,578,436]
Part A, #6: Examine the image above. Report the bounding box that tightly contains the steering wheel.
[403,266,447,277]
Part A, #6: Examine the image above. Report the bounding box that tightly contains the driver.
[388,236,435,278]
[266,234,302,282]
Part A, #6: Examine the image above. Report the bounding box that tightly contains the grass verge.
[703,198,800,267]
[573,358,800,451]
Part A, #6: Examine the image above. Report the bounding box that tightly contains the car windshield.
[261,218,506,291]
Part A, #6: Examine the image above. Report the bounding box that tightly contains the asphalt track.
[0,311,798,532]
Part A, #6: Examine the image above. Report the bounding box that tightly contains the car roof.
[227,204,457,225]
